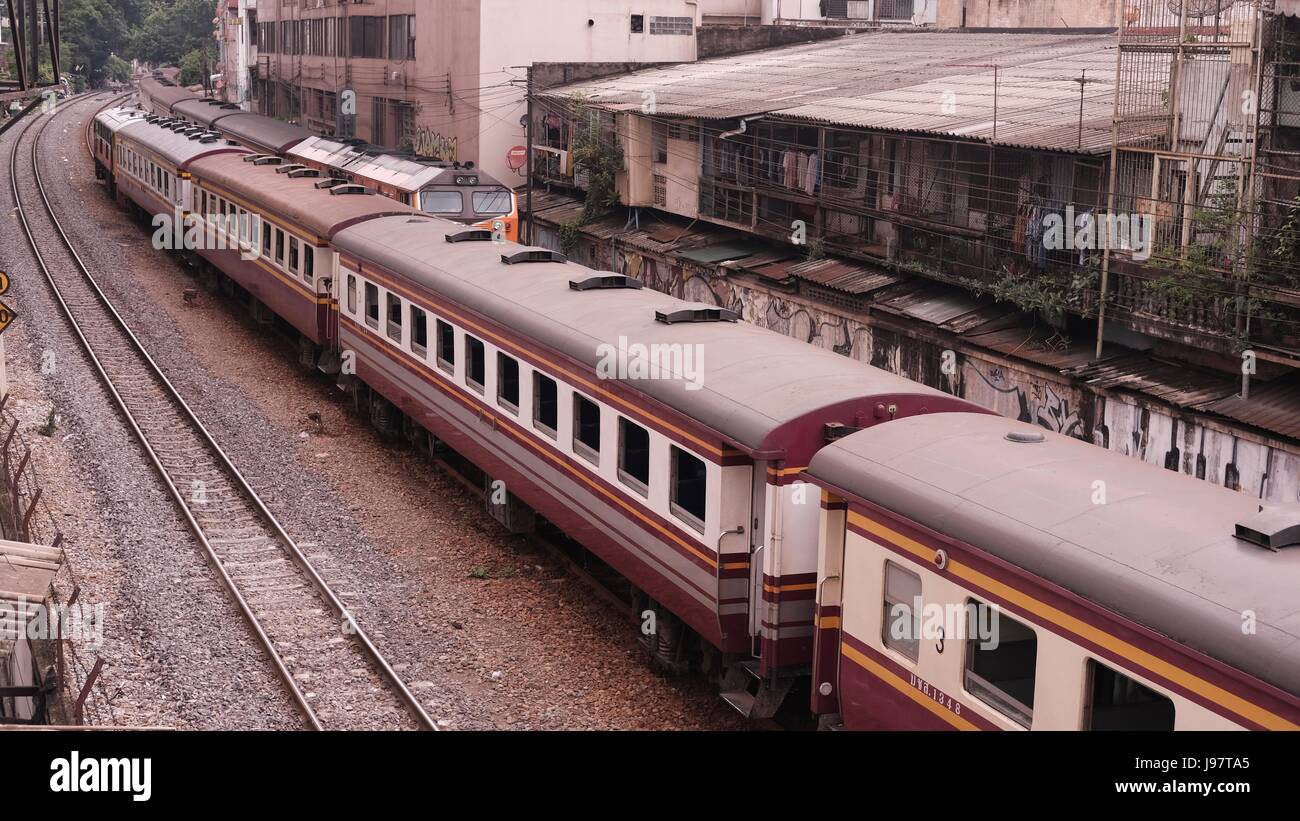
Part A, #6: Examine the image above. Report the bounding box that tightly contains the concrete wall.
[937,0,1120,28]
[701,0,763,20]
[697,22,849,57]
[472,0,700,183]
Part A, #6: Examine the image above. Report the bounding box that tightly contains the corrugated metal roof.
[542,30,1151,154]
[960,325,1098,371]
[1065,353,1239,408]
[0,540,63,617]
[1202,372,1300,441]
[780,257,902,295]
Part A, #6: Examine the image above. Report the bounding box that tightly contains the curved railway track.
[8,91,437,731]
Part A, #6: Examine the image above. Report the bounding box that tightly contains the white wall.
[474,0,701,182]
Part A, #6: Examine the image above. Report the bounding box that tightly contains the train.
[90,101,1300,730]
[135,77,521,242]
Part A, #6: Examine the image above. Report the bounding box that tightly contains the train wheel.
[297,336,319,371]
[636,601,693,677]
[367,390,400,439]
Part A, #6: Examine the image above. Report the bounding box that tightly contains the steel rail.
[9,91,437,731]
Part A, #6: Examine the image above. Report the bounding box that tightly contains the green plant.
[568,95,624,224]
[558,221,583,255]
[964,265,1098,325]
[38,407,57,438]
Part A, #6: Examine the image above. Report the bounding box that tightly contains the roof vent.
[242,154,275,163]
[198,136,219,144]
[501,249,566,265]
[569,273,644,292]
[252,156,283,166]
[654,304,739,324]
[1006,430,1046,444]
[1234,505,1300,551]
[274,163,309,174]
[824,422,864,443]
[328,184,370,196]
[287,168,321,178]
[446,228,494,243]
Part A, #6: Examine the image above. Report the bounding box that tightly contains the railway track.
[8,92,437,731]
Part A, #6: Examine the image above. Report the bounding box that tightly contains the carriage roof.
[806,411,1300,699]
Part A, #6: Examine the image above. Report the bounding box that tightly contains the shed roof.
[542,30,1147,154]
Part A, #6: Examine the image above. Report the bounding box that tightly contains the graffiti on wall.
[579,237,1299,504]
[412,127,458,162]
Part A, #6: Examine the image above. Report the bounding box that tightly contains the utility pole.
[25,0,38,82]
[525,63,534,246]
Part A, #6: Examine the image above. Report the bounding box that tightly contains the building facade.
[217,0,258,107]
[528,5,1300,503]
[253,0,701,183]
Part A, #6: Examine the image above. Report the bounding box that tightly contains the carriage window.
[964,600,1037,728]
[364,282,379,329]
[436,320,455,373]
[274,228,285,265]
[533,373,557,437]
[465,335,485,392]
[670,447,706,532]
[409,305,428,356]
[262,221,272,259]
[346,275,357,314]
[882,561,921,662]
[420,190,463,214]
[618,418,650,495]
[472,189,512,216]
[289,237,300,274]
[303,247,315,284]
[386,292,402,342]
[1084,660,1175,731]
[497,353,519,412]
[573,395,600,463]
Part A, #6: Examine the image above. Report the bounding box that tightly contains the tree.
[104,53,132,83]
[59,0,132,84]
[132,0,218,67]
[178,47,211,88]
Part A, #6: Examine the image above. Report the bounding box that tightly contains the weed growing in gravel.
[38,407,57,437]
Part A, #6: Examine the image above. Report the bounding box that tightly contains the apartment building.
[253,0,700,183]
[217,0,258,107]
[527,4,1300,504]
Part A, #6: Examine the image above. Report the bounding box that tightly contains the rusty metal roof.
[542,30,1145,154]
[1202,372,1300,441]
[1065,353,1240,408]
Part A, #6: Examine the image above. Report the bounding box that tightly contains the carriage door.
[747,461,768,644]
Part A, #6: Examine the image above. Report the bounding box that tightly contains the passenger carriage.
[184,153,414,347]
[109,115,246,229]
[90,107,146,195]
[803,413,1300,730]
[327,215,985,712]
